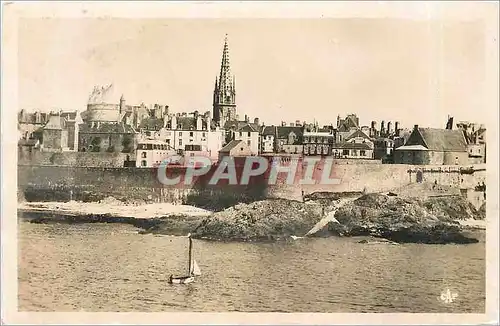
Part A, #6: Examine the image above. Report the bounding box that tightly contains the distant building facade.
[332,129,374,159]
[218,139,254,161]
[394,125,469,165]
[136,139,177,167]
[303,124,334,156]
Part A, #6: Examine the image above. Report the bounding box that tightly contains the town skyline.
[18,18,488,128]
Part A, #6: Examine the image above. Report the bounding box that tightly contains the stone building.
[336,114,359,143]
[224,116,260,156]
[456,120,486,164]
[212,35,237,128]
[133,110,225,161]
[303,124,335,156]
[218,139,254,161]
[136,139,177,167]
[274,124,304,154]
[394,125,468,165]
[18,110,48,140]
[260,126,275,153]
[332,129,374,159]
[60,110,83,151]
[78,122,137,154]
[42,113,69,152]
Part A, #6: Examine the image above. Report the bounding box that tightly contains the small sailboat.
[168,233,201,284]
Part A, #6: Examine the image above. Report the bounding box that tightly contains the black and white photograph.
[1,1,498,325]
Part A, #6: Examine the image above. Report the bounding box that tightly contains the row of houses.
[18,107,486,167]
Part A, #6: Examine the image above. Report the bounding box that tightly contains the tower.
[213,34,236,127]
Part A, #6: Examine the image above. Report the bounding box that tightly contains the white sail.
[190,259,201,276]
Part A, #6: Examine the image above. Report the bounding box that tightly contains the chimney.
[414,124,419,131]
[244,115,249,123]
[254,117,259,125]
[196,115,202,130]
[290,123,295,127]
[281,121,286,127]
[380,120,386,135]
[446,116,454,130]
[387,121,393,134]
[295,120,301,126]
[395,121,400,136]
[236,114,240,121]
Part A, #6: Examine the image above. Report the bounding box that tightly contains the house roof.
[337,115,359,132]
[276,126,303,139]
[224,120,259,131]
[139,117,164,131]
[171,116,209,131]
[261,126,275,136]
[415,128,468,152]
[395,145,429,151]
[219,139,246,153]
[345,129,370,141]
[238,124,257,132]
[79,122,136,134]
[44,115,66,130]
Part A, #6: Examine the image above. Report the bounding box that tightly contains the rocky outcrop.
[327,194,481,244]
[192,194,482,244]
[192,199,323,241]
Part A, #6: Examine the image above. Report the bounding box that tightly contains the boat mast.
[187,236,192,275]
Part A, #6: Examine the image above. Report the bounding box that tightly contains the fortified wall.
[17,152,486,210]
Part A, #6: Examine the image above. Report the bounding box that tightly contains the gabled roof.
[238,124,257,132]
[172,116,209,131]
[139,117,164,131]
[406,128,467,152]
[261,126,275,136]
[395,145,428,151]
[345,129,370,141]
[224,120,259,131]
[43,115,66,130]
[219,139,246,153]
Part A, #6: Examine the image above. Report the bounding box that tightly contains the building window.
[342,149,349,156]
[248,132,251,137]
[360,150,366,156]
[179,139,182,146]
[141,160,147,167]
[190,132,194,137]
[239,132,242,137]
[247,140,251,146]
[202,132,206,137]
[141,152,147,158]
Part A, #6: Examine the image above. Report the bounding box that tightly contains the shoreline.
[18,197,486,244]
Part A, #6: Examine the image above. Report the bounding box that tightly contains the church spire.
[213,34,237,126]
[218,34,234,98]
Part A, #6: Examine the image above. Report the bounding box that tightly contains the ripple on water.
[17,221,486,313]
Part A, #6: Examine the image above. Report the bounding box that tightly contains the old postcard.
[1,1,499,325]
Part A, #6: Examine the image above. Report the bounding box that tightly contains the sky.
[17,17,489,129]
